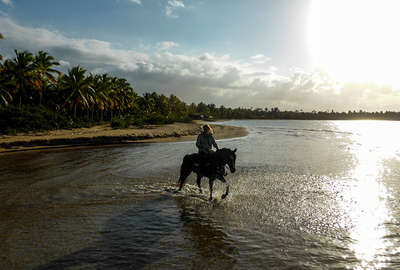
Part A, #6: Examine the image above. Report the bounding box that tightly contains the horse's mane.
[212,148,235,164]
[183,148,235,166]
[217,148,233,153]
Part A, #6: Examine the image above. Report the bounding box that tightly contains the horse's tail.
[178,154,194,190]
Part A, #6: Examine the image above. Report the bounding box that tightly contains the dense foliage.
[1,42,400,133]
[0,48,191,133]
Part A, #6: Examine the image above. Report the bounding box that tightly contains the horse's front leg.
[208,178,215,201]
[178,168,192,191]
[218,176,229,199]
[196,174,203,194]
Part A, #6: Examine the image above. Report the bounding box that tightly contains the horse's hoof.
[221,194,227,199]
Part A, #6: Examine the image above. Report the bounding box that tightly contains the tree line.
[1,39,400,133]
[0,47,195,132]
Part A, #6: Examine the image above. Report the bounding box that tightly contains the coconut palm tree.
[106,77,123,119]
[4,50,35,107]
[0,70,13,108]
[33,51,61,105]
[61,66,95,119]
[169,94,188,118]
[139,92,156,115]
[114,78,136,113]
[92,73,112,121]
[0,33,3,61]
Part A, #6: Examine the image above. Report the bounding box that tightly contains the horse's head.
[225,148,237,173]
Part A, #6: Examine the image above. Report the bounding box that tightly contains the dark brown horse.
[177,148,237,200]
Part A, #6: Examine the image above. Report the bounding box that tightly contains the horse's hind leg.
[208,178,214,201]
[196,174,203,193]
[219,176,229,199]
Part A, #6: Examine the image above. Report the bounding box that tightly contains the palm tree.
[114,78,136,114]
[155,94,170,115]
[139,92,156,115]
[169,94,188,118]
[33,51,61,105]
[93,73,112,121]
[0,33,3,61]
[61,66,95,118]
[4,50,35,107]
[0,69,13,109]
[106,77,118,119]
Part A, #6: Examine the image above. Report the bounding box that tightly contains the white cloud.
[128,0,141,5]
[1,0,12,6]
[168,0,184,8]
[166,0,185,18]
[59,60,70,67]
[250,54,271,64]
[1,17,399,111]
[156,41,179,51]
[251,54,265,60]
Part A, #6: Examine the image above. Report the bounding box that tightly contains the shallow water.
[1,120,400,269]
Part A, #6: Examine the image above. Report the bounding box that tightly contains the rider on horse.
[177,124,236,200]
[196,124,221,174]
[196,124,219,154]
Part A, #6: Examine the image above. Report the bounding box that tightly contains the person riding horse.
[196,124,219,172]
[196,124,219,154]
[178,146,237,200]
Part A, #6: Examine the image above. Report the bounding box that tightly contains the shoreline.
[0,121,247,154]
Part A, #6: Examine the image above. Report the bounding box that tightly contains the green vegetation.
[0,47,191,133]
[1,36,400,134]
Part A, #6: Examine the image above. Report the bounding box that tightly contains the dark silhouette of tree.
[4,50,36,107]
[61,66,94,118]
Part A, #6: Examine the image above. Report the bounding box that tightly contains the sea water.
[1,120,400,269]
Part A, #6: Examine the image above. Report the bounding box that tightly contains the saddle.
[194,152,226,176]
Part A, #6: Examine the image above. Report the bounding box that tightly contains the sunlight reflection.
[335,121,399,268]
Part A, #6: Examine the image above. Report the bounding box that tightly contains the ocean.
[1,120,400,269]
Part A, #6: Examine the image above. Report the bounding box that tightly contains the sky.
[1,0,400,112]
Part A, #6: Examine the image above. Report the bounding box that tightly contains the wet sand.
[0,121,247,153]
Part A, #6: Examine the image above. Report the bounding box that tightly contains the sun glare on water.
[307,0,400,87]
[335,121,400,268]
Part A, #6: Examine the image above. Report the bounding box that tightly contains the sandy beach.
[0,121,247,153]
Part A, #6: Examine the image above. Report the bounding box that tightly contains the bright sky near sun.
[1,0,400,111]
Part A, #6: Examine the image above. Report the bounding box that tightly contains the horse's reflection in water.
[177,197,237,269]
[34,196,236,269]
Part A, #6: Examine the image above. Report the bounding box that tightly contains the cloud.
[59,60,70,67]
[156,41,179,51]
[128,0,141,5]
[1,0,12,6]
[1,17,399,112]
[165,0,185,18]
[250,54,271,64]
[250,54,265,60]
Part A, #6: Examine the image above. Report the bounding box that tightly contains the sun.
[307,0,400,87]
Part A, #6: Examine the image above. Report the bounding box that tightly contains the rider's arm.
[211,135,219,150]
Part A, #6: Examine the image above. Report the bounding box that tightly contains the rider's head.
[203,124,213,134]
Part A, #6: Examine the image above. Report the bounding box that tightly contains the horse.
[177,148,237,201]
